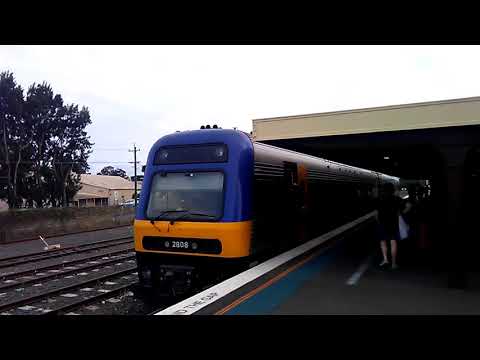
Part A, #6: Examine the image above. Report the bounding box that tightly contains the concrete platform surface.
[220,233,480,315]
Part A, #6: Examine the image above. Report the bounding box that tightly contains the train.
[134,128,399,292]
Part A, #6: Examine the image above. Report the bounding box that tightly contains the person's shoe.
[379,260,389,267]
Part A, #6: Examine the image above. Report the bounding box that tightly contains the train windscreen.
[146,171,224,221]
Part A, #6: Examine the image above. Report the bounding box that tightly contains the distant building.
[72,174,142,207]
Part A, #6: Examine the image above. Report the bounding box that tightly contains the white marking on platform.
[4,280,16,283]
[48,269,61,273]
[98,289,109,293]
[78,272,89,276]
[33,283,43,287]
[104,281,117,285]
[15,288,24,292]
[80,288,94,292]
[88,261,100,264]
[0,293,6,297]
[92,269,100,272]
[86,305,99,311]
[36,273,46,276]
[346,254,374,286]
[64,267,77,270]
[18,305,36,311]
[65,312,80,315]
[61,293,78,298]
[107,298,121,303]
[155,212,376,315]
[65,275,74,279]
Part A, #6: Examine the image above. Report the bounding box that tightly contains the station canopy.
[252,97,480,141]
[251,97,480,179]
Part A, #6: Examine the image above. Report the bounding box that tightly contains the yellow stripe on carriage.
[134,220,252,258]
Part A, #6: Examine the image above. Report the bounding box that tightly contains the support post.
[129,144,141,208]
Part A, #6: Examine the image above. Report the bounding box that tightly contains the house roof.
[74,192,109,200]
[79,174,141,190]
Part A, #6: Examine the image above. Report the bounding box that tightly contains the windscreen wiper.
[150,210,188,223]
[170,211,216,224]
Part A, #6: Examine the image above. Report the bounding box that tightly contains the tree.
[49,104,92,207]
[0,71,27,208]
[0,71,93,208]
[22,82,64,208]
[97,166,129,179]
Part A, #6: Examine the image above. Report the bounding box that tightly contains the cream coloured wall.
[253,97,480,141]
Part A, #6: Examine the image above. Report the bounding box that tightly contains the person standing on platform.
[377,183,403,270]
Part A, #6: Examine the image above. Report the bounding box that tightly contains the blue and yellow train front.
[134,129,254,287]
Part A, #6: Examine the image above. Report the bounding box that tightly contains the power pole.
[128,144,140,208]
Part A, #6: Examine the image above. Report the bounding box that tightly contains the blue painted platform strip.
[225,239,347,315]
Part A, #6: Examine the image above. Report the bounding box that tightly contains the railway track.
[0,244,180,315]
[0,233,241,315]
[0,250,220,316]
[0,236,134,269]
[0,254,139,315]
[0,251,136,291]
[0,239,133,276]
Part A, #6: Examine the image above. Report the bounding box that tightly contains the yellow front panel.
[134,220,252,258]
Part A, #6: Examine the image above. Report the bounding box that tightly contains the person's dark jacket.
[377,194,403,233]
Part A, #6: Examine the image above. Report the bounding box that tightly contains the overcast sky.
[1,45,480,176]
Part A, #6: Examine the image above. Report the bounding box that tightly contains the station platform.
[156,213,480,315]
[0,225,133,260]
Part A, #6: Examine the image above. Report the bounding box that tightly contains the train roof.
[151,129,250,147]
[148,129,399,183]
[252,141,400,183]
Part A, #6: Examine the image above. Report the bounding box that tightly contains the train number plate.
[170,240,189,249]
[143,236,222,254]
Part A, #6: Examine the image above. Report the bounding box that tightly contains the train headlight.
[192,242,198,250]
[164,240,170,248]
